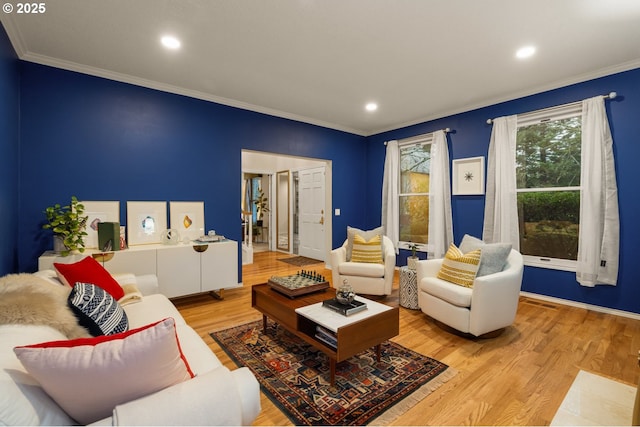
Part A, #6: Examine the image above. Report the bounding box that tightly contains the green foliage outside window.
[516,116,581,260]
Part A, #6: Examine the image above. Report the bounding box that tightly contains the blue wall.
[0,24,19,276]
[18,63,367,278]
[7,30,640,314]
[366,68,640,314]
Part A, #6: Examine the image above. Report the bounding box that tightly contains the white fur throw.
[0,273,90,339]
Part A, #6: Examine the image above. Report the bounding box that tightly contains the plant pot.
[407,256,418,270]
[53,235,67,254]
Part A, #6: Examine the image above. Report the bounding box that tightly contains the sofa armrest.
[111,273,159,296]
[133,274,160,296]
[110,366,259,426]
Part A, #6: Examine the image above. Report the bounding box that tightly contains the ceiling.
[2,0,640,136]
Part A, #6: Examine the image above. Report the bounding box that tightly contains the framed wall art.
[170,201,205,242]
[126,201,167,246]
[80,201,120,249]
[452,156,485,195]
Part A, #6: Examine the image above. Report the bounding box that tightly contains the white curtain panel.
[381,140,399,253]
[576,96,620,286]
[483,115,520,249]
[427,130,453,259]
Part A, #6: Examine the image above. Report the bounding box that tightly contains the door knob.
[319,216,324,225]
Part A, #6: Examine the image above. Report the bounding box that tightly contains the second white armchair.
[416,249,524,337]
[330,235,396,296]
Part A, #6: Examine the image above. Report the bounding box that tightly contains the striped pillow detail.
[351,234,383,264]
[437,243,481,287]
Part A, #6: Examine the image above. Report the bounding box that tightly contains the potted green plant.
[407,242,421,270]
[253,189,269,226]
[43,196,88,256]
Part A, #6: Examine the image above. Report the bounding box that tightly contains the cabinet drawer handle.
[92,253,115,263]
[193,244,209,253]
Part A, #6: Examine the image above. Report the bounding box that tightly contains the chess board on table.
[268,271,329,298]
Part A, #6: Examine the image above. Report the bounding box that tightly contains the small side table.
[399,266,419,309]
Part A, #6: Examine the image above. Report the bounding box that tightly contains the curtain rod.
[384,128,451,145]
[486,91,618,125]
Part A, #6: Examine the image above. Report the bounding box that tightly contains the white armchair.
[416,249,524,337]
[330,235,396,296]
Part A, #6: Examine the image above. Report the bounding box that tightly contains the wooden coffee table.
[251,283,399,386]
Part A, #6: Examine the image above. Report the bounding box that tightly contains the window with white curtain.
[516,104,582,270]
[398,136,432,249]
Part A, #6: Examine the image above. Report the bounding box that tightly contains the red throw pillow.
[54,256,125,300]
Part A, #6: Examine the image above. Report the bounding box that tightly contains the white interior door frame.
[241,150,332,262]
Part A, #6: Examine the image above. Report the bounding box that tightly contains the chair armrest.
[416,259,443,283]
[469,261,524,336]
[111,366,259,426]
[330,246,347,268]
[382,240,397,293]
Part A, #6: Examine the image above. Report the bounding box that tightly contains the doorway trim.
[241,149,332,263]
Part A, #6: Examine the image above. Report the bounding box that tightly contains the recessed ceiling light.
[516,46,536,59]
[161,35,181,50]
[365,102,378,112]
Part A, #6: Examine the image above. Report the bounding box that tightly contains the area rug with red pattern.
[210,320,456,426]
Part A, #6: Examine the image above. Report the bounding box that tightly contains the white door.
[298,166,325,261]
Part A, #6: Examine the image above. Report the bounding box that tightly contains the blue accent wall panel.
[366,68,640,314]
[18,63,367,278]
[0,23,19,276]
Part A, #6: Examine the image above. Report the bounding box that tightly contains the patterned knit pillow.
[437,243,481,287]
[68,282,129,336]
[351,234,383,264]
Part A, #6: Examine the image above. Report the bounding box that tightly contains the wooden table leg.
[262,314,267,334]
[376,343,381,362]
[330,359,336,386]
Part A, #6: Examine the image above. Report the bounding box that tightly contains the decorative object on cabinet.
[42,196,88,256]
[119,226,127,250]
[169,201,204,242]
[81,201,120,249]
[97,222,120,252]
[161,229,181,245]
[452,156,485,195]
[127,201,167,246]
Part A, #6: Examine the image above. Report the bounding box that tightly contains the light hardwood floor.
[173,251,640,426]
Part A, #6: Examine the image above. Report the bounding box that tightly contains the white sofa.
[0,271,261,426]
[330,235,396,296]
[416,249,524,337]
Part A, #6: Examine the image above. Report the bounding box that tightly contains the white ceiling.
[2,0,640,136]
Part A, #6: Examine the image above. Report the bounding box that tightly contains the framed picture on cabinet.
[126,201,167,246]
[170,201,205,242]
[452,156,485,195]
[80,201,120,249]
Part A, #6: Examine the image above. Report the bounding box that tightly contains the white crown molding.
[521,291,640,321]
[0,15,27,57]
[17,51,367,137]
[367,59,640,137]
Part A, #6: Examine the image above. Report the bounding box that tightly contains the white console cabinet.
[38,240,239,299]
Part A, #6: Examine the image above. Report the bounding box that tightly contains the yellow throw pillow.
[351,234,383,264]
[437,243,481,287]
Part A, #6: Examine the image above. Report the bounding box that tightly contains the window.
[399,137,432,246]
[516,106,582,270]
